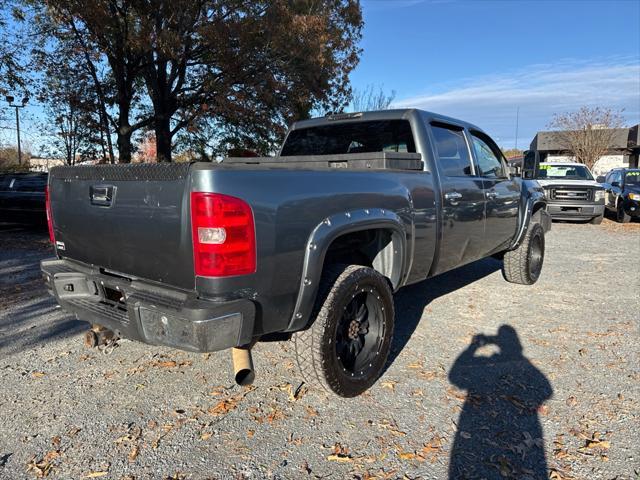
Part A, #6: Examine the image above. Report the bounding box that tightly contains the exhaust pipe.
[231,346,255,386]
[84,324,118,348]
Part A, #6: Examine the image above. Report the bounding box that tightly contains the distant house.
[529,124,640,176]
[29,157,65,172]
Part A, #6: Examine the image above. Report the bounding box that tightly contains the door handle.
[486,190,498,199]
[444,191,462,204]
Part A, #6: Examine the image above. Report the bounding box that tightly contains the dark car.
[599,168,640,223]
[0,172,48,224]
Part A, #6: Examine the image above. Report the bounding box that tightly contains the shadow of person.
[448,325,553,480]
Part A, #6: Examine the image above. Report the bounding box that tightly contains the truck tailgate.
[48,163,194,290]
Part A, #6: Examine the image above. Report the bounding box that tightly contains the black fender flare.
[284,208,408,332]
[510,189,550,250]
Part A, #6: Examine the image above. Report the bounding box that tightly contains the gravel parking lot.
[0,219,638,480]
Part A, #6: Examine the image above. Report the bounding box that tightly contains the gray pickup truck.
[41,109,549,397]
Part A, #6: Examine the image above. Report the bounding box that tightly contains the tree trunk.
[155,115,172,162]
[117,127,133,163]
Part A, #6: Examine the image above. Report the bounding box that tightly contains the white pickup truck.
[535,162,605,224]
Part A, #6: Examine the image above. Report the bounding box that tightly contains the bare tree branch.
[547,106,626,170]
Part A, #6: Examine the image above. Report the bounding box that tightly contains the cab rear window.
[281,120,416,156]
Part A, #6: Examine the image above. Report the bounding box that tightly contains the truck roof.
[290,108,486,134]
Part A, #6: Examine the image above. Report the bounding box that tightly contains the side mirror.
[596,176,606,183]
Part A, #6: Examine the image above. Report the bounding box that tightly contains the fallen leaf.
[586,440,610,449]
[565,396,578,407]
[26,451,60,478]
[327,454,352,463]
[84,471,109,478]
[128,445,139,462]
[31,371,45,378]
[200,432,212,441]
[380,381,396,391]
[304,405,318,417]
[208,386,256,417]
[398,451,416,460]
[446,387,466,401]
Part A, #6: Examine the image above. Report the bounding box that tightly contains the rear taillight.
[45,186,55,243]
[190,192,256,277]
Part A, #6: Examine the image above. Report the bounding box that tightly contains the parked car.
[0,172,48,224]
[598,168,640,223]
[41,109,550,397]
[535,161,605,224]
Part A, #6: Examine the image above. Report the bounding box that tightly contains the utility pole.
[515,106,520,152]
[5,95,29,165]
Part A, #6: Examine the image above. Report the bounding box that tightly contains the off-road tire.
[617,203,631,223]
[293,264,394,397]
[590,214,604,225]
[502,221,545,285]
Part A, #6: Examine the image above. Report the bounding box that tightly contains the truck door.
[429,123,486,275]
[469,131,520,254]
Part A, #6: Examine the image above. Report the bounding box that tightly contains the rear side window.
[430,125,473,177]
[281,120,416,156]
[470,133,506,178]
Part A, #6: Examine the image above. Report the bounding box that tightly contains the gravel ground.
[0,219,638,480]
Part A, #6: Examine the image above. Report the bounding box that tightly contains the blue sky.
[352,0,640,149]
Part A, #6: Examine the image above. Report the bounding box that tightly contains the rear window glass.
[281,120,416,156]
[9,175,47,192]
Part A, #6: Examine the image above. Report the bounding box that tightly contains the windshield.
[538,164,593,180]
[281,120,416,156]
[625,171,640,186]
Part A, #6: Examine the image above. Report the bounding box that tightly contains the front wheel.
[293,264,394,397]
[502,222,545,285]
[590,214,604,225]
[617,203,631,223]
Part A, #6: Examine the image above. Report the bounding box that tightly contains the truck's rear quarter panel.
[190,163,437,334]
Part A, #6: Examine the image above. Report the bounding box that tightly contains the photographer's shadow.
[448,325,552,480]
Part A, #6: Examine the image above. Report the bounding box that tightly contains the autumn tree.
[31,22,112,164]
[0,3,27,95]
[547,107,626,170]
[39,0,362,162]
[130,0,363,161]
[40,0,150,163]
